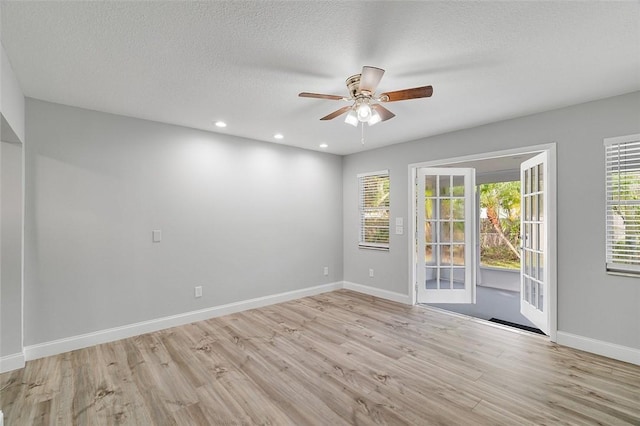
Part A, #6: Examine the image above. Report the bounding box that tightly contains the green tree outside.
[479,181,521,269]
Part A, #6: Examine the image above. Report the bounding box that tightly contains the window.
[358,170,389,249]
[605,134,640,275]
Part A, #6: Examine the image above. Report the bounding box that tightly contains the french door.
[520,152,549,334]
[416,168,475,304]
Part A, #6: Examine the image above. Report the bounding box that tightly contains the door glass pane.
[439,274,452,290]
[531,223,538,251]
[440,222,451,242]
[537,223,543,251]
[425,267,437,289]
[439,175,451,196]
[452,175,465,196]
[532,194,538,221]
[425,221,434,242]
[536,253,542,280]
[440,245,452,265]
[538,283,544,311]
[538,194,544,221]
[453,221,465,242]
[440,199,452,219]
[532,166,538,193]
[525,169,531,194]
[531,280,537,307]
[425,198,435,220]
[452,268,465,289]
[452,244,465,266]
[425,244,434,264]
[537,164,543,192]
[425,175,436,197]
[452,199,465,219]
[525,196,531,221]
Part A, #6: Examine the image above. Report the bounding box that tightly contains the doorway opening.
[409,144,557,341]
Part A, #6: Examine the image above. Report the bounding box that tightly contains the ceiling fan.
[299,66,433,127]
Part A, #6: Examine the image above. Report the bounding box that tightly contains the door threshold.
[489,318,544,335]
[417,303,549,339]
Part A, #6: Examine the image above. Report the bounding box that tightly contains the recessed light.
[319,143,328,148]
[214,121,227,128]
[274,133,284,140]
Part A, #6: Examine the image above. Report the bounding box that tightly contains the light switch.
[395,226,404,235]
[152,230,162,242]
[395,217,403,226]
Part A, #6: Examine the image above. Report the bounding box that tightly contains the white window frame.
[604,133,640,276]
[358,170,390,250]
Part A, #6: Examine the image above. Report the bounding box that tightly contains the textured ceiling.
[1,1,638,155]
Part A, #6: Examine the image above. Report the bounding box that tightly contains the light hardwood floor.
[2,289,639,425]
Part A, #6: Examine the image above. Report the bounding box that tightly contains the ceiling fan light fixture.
[345,109,358,127]
[356,102,372,122]
[367,109,381,126]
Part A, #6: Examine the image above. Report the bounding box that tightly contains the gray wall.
[343,91,640,351]
[1,43,25,143]
[1,141,23,357]
[24,99,343,346]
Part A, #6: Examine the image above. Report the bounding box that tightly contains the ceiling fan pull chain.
[361,122,365,145]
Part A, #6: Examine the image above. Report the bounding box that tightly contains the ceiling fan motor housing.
[346,74,361,99]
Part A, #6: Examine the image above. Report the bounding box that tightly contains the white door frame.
[416,167,476,304]
[408,143,557,342]
[520,152,550,334]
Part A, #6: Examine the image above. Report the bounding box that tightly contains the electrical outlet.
[369,268,374,278]
[194,286,202,298]
[323,266,329,276]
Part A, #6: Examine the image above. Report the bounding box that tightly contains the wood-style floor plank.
[2,289,639,425]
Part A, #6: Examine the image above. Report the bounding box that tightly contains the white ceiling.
[1,1,638,155]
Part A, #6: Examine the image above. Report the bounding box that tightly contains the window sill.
[358,245,389,251]
[606,263,640,277]
[606,270,640,279]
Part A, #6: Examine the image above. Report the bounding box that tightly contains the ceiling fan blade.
[359,66,385,94]
[372,104,395,122]
[320,105,352,120]
[380,85,433,102]
[299,92,345,100]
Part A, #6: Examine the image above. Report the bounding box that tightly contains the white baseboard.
[0,351,25,373]
[18,282,639,368]
[343,281,411,305]
[24,282,342,361]
[556,331,640,366]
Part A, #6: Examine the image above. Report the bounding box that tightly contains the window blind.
[605,134,640,274]
[358,170,390,249]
